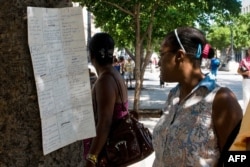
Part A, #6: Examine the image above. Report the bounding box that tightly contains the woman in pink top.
[237,48,250,113]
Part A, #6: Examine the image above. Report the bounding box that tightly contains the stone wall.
[0,1,84,166]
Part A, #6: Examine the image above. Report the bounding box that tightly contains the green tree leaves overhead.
[75,0,241,49]
[206,26,231,50]
[206,12,250,51]
[74,0,241,111]
[234,13,250,49]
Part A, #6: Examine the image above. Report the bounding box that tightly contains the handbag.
[98,114,153,167]
[97,73,153,167]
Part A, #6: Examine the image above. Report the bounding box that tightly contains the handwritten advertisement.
[27,7,96,155]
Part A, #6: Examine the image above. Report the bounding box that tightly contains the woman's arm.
[237,67,249,77]
[212,87,243,151]
[85,75,117,166]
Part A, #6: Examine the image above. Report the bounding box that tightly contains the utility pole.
[227,21,238,72]
[230,23,235,62]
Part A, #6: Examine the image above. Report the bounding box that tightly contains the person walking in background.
[159,77,164,88]
[83,33,129,167]
[210,54,220,79]
[124,57,135,88]
[153,27,242,167]
[237,48,250,113]
[112,56,121,73]
[119,56,125,77]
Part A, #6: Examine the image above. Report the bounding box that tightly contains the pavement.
[128,67,243,112]
[127,67,244,167]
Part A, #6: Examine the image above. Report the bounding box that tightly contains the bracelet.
[86,153,98,165]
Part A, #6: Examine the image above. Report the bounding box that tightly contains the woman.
[237,48,250,113]
[83,33,128,167]
[210,55,220,79]
[153,27,242,167]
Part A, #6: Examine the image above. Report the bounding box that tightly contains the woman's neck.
[97,65,113,76]
[179,71,204,99]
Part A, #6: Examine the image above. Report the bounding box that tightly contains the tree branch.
[140,1,159,43]
[102,0,134,17]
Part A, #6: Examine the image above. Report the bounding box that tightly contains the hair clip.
[202,44,210,58]
[107,49,114,57]
[195,44,202,59]
[99,48,105,58]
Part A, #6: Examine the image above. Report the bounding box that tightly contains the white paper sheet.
[27,6,96,155]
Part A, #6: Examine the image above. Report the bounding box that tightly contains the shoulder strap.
[109,73,126,112]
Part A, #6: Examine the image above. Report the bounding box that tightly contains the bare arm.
[88,75,116,156]
[237,67,250,77]
[212,87,243,151]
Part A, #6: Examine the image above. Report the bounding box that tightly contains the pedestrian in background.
[153,27,242,167]
[124,57,135,88]
[237,48,250,113]
[112,56,121,73]
[83,33,129,167]
[119,56,125,77]
[210,54,220,79]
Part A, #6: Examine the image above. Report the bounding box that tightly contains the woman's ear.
[175,50,185,63]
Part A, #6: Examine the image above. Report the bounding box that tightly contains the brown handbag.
[97,114,153,167]
[97,73,153,167]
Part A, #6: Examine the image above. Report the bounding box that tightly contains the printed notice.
[27,6,96,155]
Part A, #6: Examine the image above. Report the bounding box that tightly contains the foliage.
[206,25,231,50]
[234,13,250,49]
[74,0,241,50]
[206,12,250,51]
[73,0,241,111]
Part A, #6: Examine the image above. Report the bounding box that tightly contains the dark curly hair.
[89,32,115,66]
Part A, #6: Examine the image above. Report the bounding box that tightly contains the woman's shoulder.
[213,87,235,104]
[213,87,242,116]
[96,71,124,89]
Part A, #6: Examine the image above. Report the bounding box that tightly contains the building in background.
[242,0,250,14]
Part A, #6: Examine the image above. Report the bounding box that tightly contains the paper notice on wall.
[27,6,96,155]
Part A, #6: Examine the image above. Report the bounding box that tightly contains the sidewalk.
[128,68,243,112]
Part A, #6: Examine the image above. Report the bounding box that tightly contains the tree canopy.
[206,12,250,51]
[74,0,242,111]
[234,13,250,49]
[75,0,241,50]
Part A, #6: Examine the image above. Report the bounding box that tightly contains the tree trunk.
[0,1,84,166]
[133,3,155,112]
[133,3,142,112]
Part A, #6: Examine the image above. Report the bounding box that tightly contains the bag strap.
[108,72,127,112]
